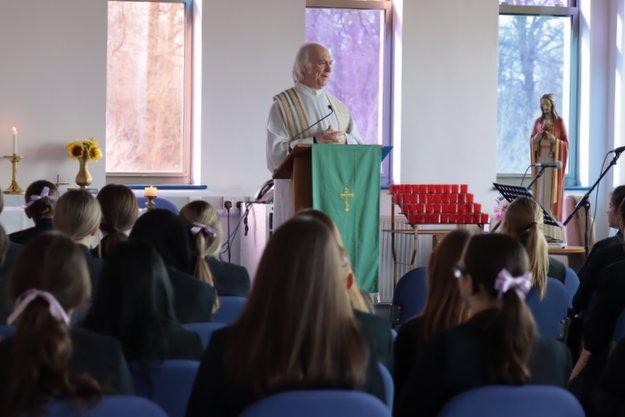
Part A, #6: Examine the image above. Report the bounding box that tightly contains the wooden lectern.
[272,144,312,213]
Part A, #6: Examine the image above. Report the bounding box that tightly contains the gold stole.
[273,88,351,140]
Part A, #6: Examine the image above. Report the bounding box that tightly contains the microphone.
[531,162,562,169]
[288,105,335,148]
[610,146,625,154]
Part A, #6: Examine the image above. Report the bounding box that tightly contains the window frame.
[305,0,394,186]
[497,1,581,187]
[105,0,194,184]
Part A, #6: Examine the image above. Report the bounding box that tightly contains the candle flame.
[12,127,17,135]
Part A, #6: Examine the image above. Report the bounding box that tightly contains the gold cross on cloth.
[339,186,354,212]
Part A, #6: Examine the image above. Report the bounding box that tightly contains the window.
[497,0,579,186]
[305,0,393,184]
[106,0,192,183]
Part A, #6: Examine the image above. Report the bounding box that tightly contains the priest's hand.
[316,127,347,144]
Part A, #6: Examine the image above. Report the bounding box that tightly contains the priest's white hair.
[292,43,329,83]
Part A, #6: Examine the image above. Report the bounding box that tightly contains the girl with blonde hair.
[180,200,250,298]
[501,196,565,297]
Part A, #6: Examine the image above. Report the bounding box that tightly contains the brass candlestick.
[3,154,24,194]
[146,195,157,210]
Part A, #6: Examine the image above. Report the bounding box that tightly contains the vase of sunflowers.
[66,138,102,188]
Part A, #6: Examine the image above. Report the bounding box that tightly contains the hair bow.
[494,269,532,300]
[190,222,217,240]
[7,289,70,325]
[25,186,56,208]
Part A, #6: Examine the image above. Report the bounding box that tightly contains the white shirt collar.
[295,82,324,98]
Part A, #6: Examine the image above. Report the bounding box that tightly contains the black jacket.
[185,327,385,417]
[8,218,53,245]
[0,327,134,394]
[393,316,426,403]
[594,338,625,417]
[395,310,571,417]
[354,310,393,370]
[206,257,250,296]
[78,244,103,291]
[573,243,625,313]
[0,242,21,321]
[167,267,215,323]
[577,232,623,279]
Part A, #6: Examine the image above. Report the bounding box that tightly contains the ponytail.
[520,222,548,298]
[192,228,220,313]
[1,298,100,417]
[485,289,536,383]
[97,230,127,259]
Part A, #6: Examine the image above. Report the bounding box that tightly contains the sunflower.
[88,147,103,160]
[66,142,84,159]
[84,138,99,149]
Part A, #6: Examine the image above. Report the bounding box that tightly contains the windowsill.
[127,184,207,190]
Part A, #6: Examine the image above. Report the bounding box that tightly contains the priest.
[266,42,362,228]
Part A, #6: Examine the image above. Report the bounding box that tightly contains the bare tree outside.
[497,9,570,173]
[305,8,383,146]
[106,1,185,174]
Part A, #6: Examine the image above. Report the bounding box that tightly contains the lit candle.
[11,127,17,155]
[144,186,158,198]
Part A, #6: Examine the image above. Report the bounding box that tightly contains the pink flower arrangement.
[493,197,509,222]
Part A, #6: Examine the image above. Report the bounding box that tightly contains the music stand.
[491,183,561,231]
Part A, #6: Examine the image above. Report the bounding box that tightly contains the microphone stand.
[563,150,625,256]
[525,166,548,191]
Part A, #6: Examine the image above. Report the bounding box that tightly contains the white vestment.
[266,83,362,228]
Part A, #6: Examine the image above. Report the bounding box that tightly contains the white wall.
[0,0,107,189]
[200,0,304,195]
[399,0,499,210]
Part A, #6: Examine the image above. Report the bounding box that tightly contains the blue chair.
[563,267,580,308]
[182,321,227,348]
[0,325,14,339]
[613,309,625,342]
[31,395,167,417]
[526,278,569,339]
[213,296,247,324]
[130,360,200,417]
[377,363,394,411]
[136,196,179,214]
[239,390,391,417]
[392,267,428,326]
[437,385,584,417]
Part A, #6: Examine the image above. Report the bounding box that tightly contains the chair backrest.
[563,267,580,308]
[0,325,14,339]
[613,309,625,342]
[239,390,391,417]
[136,196,179,214]
[526,278,569,339]
[129,360,200,417]
[32,395,167,417]
[377,363,394,411]
[182,321,227,348]
[213,296,247,325]
[392,267,428,325]
[437,385,584,417]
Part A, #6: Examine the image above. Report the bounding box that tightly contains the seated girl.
[83,240,202,360]
[185,216,385,417]
[395,233,571,417]
[9,180,58,245]
[0,233,133,417]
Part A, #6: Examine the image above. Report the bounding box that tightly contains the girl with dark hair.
[94,184,138,259]
[130,209,215,323]
[0,233,133,417]
[393,229,472,400]
[9,180,58,245]
[185,217,384,417]
[180,200,250,298]
[83,240,202,360]
[396,234,570,417]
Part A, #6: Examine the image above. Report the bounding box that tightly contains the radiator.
[378,216,434,303]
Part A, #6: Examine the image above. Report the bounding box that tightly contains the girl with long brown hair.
[0,233,133,417]
[185,216,385,417]
[95,184,138,258]
[501,196,564,297]
[180,200,250,298]
[396,234,570,417]
[393,229,471,398]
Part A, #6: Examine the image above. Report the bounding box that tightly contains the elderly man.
[267,42,362,227]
